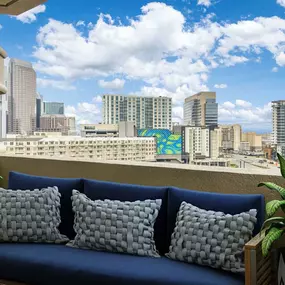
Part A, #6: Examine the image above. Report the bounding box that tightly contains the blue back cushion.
[8,172,83,239]
[167,187,265,248]
[83,179,169,255]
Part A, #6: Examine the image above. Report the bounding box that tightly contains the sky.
[1,0,285,133]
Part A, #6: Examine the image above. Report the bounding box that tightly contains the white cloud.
[76,20,85,27]
[33,3,222,87]
[277,0,285,7]
[276,52,285,66]
[92,95,103,103]
[172,106,183,124]
[214,84,227,89]
[98,78,125,89]
[219,100,272,131]
[31,2,285,121]
[272,67,279,72]
[37,78,76,90]
[15,5,46,24]
[0,24,2,30]
[221,101,235,109]
[235,99,252,108]
[65,98,102,125]
[217,16,285,64]
[197,0,212,7]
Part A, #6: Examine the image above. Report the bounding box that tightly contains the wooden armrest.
[245,231,272,285]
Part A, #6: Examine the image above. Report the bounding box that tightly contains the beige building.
[219,124,242,151]
[0,137,156,162]
[183,92,218,127]
[40,115,76,135]
[8,59,36,135]
[103,95,172,130]
[210,127,222,159]
[242,132,262,151]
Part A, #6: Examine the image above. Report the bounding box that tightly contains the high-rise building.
[102,95,172,130]
[183,92,218,127]
[40,115,76,135]
[43,101,64,115]
[7,59,36,135]
[36,93,43,130]
[272,101,285,156]
[219,124,242,151]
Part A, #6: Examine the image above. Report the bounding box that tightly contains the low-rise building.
[80,122,136,138]
[190,159,231,167]
[0,137,156,162]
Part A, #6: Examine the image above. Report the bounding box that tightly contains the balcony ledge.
[0,154,282,205]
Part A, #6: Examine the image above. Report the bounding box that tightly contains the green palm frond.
[278,153,285,179]
[258,182,285,199]
[262,227,285,256]
[266,200,285,218]
[261,217,285,232]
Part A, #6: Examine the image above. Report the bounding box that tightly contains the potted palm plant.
[258,153,285,284]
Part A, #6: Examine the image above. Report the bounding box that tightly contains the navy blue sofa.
[0,171,265,285]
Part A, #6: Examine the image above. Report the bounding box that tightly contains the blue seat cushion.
[83,179,168,254]
[8,172,84,239]
[0,244,244,285]
[167,187,265,248]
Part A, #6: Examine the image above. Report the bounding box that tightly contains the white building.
[0,137,156,162]
[182,126,210,162]
[272,101,285,156]
[102,95,172,130]
[80,124,119,137]
[8,59,37,135]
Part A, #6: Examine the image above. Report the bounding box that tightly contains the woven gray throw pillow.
[166,202,257,272]
[0,187,69,243]
[68,190,162,257]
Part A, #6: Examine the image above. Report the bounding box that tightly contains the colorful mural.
[138,129,182,155]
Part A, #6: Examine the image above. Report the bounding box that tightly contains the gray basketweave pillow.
[68,190,162,257]
[0,187,69,243]
[166,202,257,272]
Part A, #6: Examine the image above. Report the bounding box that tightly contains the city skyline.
[0,0,283,133]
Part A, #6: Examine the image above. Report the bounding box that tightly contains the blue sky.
[1,0,285,132]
